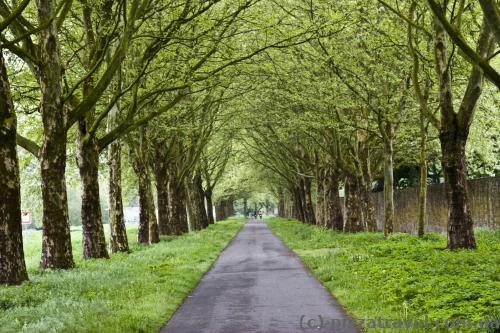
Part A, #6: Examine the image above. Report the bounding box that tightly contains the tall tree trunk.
[324,167,344,231]
[441,134,476,249]
[131,142,150,244]
[215,201,224,222]
[136,168,150,244]
[243,198,248,218]
[134,164,159,244]
[107,140,128,253]
[108,139,128,252]
[277,189,285,217]
[303,177,316,225]
[186,178,203,231]
[167,165,189,235]
[418,114,428,238]
[344,175,364,232]
[147,181,159,244]
[37,0,74,269]
[315,170,325,226]
[358,137,376,231]
[431,17,493,249]
[383,135,395,238]
[293,187,305,222]
[107,96,128,253]
[154,162,170,235]
[205,187,215,224]
[194,173,209,228]
[0,51,28,285]
[77,138,108,259]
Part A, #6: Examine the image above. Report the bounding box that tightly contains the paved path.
[161,221,361,333]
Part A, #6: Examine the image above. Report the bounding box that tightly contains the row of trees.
[1,0,499,286]
[229,0,499,247]
[0,0,315,285]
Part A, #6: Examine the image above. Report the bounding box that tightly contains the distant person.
[258,212,262,219]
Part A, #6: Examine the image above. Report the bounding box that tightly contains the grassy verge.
[0,219,243,333]
[267,217,500,332]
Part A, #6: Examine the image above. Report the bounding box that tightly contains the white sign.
[21,211,32,225]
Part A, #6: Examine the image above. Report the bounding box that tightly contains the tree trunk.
[147,181,159,244]
[167,165,189,235]
[155,164,170,235]
[383,136,395,238]
[293,187,305,222]
[315,170,325,226]
[431,17,490,249]
[0,51,28,285]
[441,133,476,249]
[215,201,224,221]
[194,174,209,228]
[77,138,109,259]
[136,168,150,244]
[186,178,203,231]
[38,0,74,269]
[277,189,285,217]
[205,187,215,224]
[324,167,344,231]
[344,175,364,232]
[243,198,248,218]
[418,115,428,238]
[107,135,128,253]
[303,177,316,225]
[132,146,150,244]
[358,138,376,231]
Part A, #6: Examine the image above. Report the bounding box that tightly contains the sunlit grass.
[0,219,243,333]
[267,217,500,333]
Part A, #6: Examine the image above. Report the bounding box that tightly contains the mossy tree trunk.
[0,51,29,285]
[324,167,344,231]
[37,0,74,269]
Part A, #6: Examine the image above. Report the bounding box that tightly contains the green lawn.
[267,218,500,333]
[0,219,242,333]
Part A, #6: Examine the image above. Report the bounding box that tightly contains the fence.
[371,177,499,233]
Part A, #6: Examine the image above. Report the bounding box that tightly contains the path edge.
[158,220,245,332]
[264,219,365,333]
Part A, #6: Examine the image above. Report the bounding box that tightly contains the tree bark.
[431,16,493,249]
[194,173,209,228]
[479,0,500,45]
[154,162,170,235]
[344,175,364,232]
[205,187,215,224]
[293,187,305,222]
[383,135,395,238]
[315,170,325,226]
[186,177,204,231]
[77,138,108,259]
[303,177,316,225]
[0,51,28,285]
[324,167,344,231]
[440,134,476,249]
[277,189,285,217]
[107,86,128,253]
[136,167,150,244]
[37,0,74,269]
[167,164,189,235]
[418,114,428,238]
[147,180,159,244]
[243,198,248,218]
[215,201,224,222]
[358,137,376,231]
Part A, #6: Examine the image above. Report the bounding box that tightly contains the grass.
[0,219,243,333]
[267,217,500,332]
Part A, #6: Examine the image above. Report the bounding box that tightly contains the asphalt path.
[161,220,361,333]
